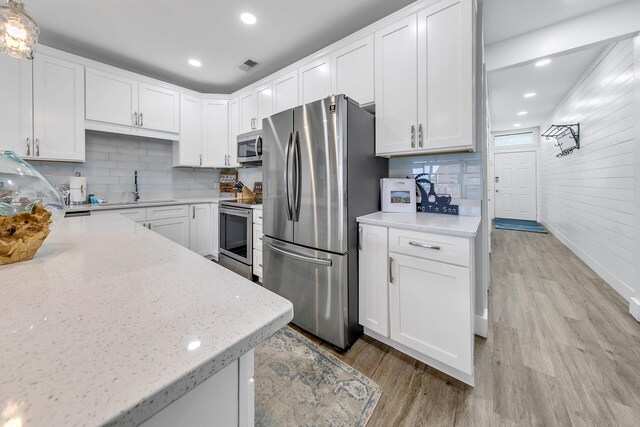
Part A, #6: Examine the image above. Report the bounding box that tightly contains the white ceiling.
[488,45,604,132]
[26,0,416,93]
[483,0,628,45]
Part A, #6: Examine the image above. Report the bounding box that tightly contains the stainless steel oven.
[237,130,262,164]
[218,203,253,279]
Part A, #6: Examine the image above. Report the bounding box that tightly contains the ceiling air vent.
[238,58,259,72]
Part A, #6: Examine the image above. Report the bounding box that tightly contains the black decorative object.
[541,123,580,157]
[414,173,459,215]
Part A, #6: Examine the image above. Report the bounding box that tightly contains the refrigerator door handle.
[285,131,294,221]
[293,130,301,221]
[266,242,332,266]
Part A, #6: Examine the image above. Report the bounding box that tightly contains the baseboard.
[630,298,640,322]
[541,221,635,301]
[475,309,488,338]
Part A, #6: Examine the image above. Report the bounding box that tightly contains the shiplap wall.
[540,40,636,300]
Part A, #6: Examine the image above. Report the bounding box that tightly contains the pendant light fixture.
[0,0,39,60]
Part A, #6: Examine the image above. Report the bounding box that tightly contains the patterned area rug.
[495,218,548,234]
[254,326,381,427]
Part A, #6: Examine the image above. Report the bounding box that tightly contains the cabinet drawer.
[253,250,263,278]
[389,228,470,267]
[253,223,263,250]
[146,205,188,221]
[93,208,147,222]
[252,209,263,225]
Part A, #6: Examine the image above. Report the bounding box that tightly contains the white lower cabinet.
[190,204,212,256]
[358,222,475,385]
[149,217,190,248]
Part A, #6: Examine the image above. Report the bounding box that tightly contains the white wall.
[539,39,637,302]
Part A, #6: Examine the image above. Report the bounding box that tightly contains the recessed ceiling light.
[535,58,551,67]
[513,123,522,127]
[524,92,536,98]
[517,111,528,116]
[240,12,257,25]
[188,59,202,67]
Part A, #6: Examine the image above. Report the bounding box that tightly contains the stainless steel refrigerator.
[262,95,387,350]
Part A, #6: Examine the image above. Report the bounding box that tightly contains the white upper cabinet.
[31,53,85,162]
[272,71,299,113]
[331,35,375,106]
[255,83,273,130]
[177,94,202,167]
[86,68,138,127]
[0,55,31,156]
[375,0,474,156]
[227,97,240,167]
[202,98,229,167]
[299,55,332,104]
[375,15,418,155]
[86,68,180,136]
[239,91,256,134]
[417,0,473,151]
[138,82,180,133]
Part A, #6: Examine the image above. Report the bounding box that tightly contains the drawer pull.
[258,264,263,267]
[259,236,263,240]
[389,257,394,283]
[409,241,441,250]
[258,216,262,219]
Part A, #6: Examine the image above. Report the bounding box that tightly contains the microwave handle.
[254,135,262,155]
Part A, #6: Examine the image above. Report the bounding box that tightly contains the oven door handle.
[266,243,332,266]
[219,207,252,217]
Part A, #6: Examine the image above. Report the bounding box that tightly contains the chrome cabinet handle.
[411,125,415,148]
[259,264,263,267]
[266,242,332,266]
[389,257,394,283]
[409,241,441,250]
[418,124,423,148]
[134,112,138,126]
[258,236,263,240]
[26,138,31,156]
[192,206,196,219]
[35,138,40,156]
[199,154,202,166]
[358,226,363,250]
[140,113,143,127]
[258,216,262,219]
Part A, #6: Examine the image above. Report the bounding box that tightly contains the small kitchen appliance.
[237,130,262,164]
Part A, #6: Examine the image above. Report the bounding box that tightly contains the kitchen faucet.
[132,170,140,202]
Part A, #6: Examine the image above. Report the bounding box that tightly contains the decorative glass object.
[0,0,39,60]
[0,151,64,264]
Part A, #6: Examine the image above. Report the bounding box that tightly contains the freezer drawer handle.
[266,243,332,266]
[409,241,441,250]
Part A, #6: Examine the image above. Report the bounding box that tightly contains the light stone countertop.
[65,196,236,212]
[357,211,482,238]
[0,214,293,426]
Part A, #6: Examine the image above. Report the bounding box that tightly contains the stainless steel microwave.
[237,130,262,164]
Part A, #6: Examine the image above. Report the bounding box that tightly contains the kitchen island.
[0,214,293,426]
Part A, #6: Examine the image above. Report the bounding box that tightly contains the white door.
[299,55,332,104]
[417,0,473,152]
[211,204,219,258]
[228,98,240,167]
[85,67,138,127]
[178,94,202,167]
[273,71,299,113]
[375,15,418,155]
[190,204,212,256]
[32,53,85,161]
[358,224,389,337]
[149,217,190,248]
[138,82,180,133]
[494,151,537,221]
[0,55,31,156]
[255,84,273,130]
[202,99,229,167]
[389,253,473,375]
[239,92,256,133]
[331,35,374,105]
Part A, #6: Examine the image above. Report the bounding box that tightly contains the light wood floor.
[295,228,640,426]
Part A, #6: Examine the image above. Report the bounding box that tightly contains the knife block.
[238,186,255,200]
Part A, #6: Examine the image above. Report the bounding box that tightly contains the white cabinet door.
[273,71,299,113]
[190,204,212,256]
[85,67,138,127]
[238,92,256,133]
[227,98,240,167]
[0,55,31,155]
[178,94,202,167]
[417,0,473,152]
[211,203,219,258]
[375,15,418,155]
[138,82,180,133]
[389,253,473,375]
[332,35,375,105]
[149,217,190,248]
[358,224,389,337]
[255,84,273,130]
[299,56,332,104]
[202,99,229,167]
[32,53,85,161]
